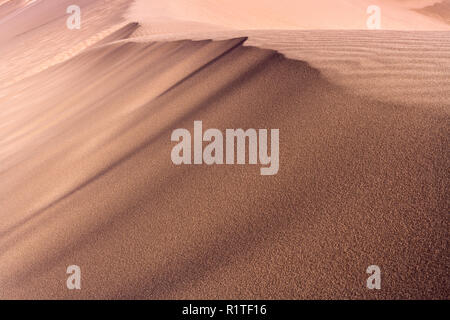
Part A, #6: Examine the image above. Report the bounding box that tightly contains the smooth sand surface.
[127,0,450,30]
[0,0,448,299]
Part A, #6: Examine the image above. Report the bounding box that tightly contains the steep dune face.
[127,0,450,31]
[0,38,448,299]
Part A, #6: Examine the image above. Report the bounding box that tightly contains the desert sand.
[0,0,448,299]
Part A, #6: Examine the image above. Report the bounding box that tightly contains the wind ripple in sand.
[117,29,450,109]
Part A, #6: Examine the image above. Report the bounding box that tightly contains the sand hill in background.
[127,0,450,31]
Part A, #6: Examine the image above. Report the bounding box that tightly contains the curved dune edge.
[1,0,449,108]
[104,27,450,109]
[4,26,450,109]
[121,0,450,108]
[0,37,448,299]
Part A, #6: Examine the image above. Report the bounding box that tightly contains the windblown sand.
[0,0,448,299]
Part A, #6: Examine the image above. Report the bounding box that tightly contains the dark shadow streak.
[2,45,284,292]
[0,40,273,252]
[156,37,248,98]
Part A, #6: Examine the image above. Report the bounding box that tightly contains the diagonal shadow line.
[156,37,248,99]
[0,38,244,179]
[0,39,202,179]
[1,47,283,292]
[92,22,141,47]
[0,37,212,150]
[0,42,278,255]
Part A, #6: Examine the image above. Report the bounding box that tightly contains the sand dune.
[0,0,448,299]
[1,36,448,299]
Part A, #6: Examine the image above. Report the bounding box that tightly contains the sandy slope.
[0,0,449,299]
[1,37,448,299]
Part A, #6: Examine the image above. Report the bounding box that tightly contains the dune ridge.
[104,28,450,108]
